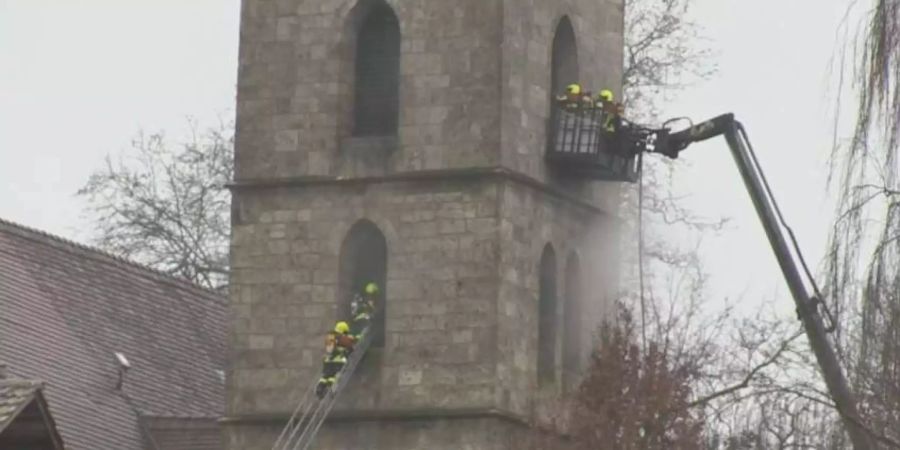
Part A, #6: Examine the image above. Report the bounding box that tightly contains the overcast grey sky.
[0,0,864,313]
[0,0,240,239]
[662,0,861,313]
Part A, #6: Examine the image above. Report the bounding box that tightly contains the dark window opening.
[550,16,579,104]
[353,2,401,136]
[338,219,388,347]
[538,244,558,386]
[563,253,582,391]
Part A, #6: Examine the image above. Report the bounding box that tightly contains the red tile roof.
[0,218,226,449]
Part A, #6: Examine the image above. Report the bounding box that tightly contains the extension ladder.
[271,329,372,450]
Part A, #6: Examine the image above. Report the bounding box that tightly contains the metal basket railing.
[546,104,640,182]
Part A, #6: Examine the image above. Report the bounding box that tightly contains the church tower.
[224,0,628,448]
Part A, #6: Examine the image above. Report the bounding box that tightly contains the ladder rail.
[271,377,319,450]
[287,393,330,450]
[278,387,324,450]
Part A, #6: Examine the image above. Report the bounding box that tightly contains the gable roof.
[0,378,65,449]
[0,218,226,449]
[0,378,43,434]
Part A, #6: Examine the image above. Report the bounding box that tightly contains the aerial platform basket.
[545,105,641,182]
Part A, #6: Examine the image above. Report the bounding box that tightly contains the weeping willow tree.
[826,0,900,445]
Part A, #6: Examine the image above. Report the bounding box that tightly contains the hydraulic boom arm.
[653,114,875,450]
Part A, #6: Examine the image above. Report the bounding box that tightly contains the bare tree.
[522,287,807,449]
[837,0,900,158]
[613,0,810,445]
[78,121,233,290]
[738,1,900,445]
[623,0,716,123]
[568,304,707,449]
[619,0,724,339]
[823,1,900,446]
[523,1,899,448]
[624,1,899,446]
[609,3,850,446]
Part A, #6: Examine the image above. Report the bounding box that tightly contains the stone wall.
[228,0,626,447]
[235,0,503,181]
[233,0,625,208]
[495,180,619,419]
[228,178,501,418]
[225,175,619,448]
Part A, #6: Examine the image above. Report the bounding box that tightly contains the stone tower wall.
[228,179,502,417]
[226,0,625,448]
[496,181,620,418]
[234,0,503,181]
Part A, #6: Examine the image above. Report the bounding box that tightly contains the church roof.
[0,217,226,449]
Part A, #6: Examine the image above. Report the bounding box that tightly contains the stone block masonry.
[228,178,501,416]
[225,173,618,449]
[226,0,625,448]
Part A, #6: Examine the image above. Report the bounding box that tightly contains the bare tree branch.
[78,119,233,291]
[685,331,804,410]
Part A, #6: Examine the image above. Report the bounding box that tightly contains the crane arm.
[651,114,875,450]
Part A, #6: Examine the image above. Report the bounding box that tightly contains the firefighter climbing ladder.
[271,327,373,450]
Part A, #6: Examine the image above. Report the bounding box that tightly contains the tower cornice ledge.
[228,166,614,218]
[219,406,530,427]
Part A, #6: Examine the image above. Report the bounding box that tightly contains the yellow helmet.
[598,89,614,102]
[334,321,350,334]
[566,83,581,95]
[364,282,379,295]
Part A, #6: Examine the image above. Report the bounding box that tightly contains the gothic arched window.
[338,219,388,347]
[550,16,579,102]
[353,1,401,136]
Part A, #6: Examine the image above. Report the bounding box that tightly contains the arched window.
[338,220,388,347]
[353,1,401,136]
[538,244,558,386]
[550,16,579,102]
[563,253,582,391]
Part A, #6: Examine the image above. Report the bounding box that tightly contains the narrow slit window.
[563,253,582,391]
[538,245,558,386]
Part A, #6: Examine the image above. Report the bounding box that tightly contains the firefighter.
[350,282,378,339]
[555,83,583,111]
[596,89,620,133]
[335,321,357,353]
[315,321,356,398]
[596,89,632,154]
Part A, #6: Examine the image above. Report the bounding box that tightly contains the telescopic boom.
[653,114,875,450]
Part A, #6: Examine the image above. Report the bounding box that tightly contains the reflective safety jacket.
[325,331,356,357]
